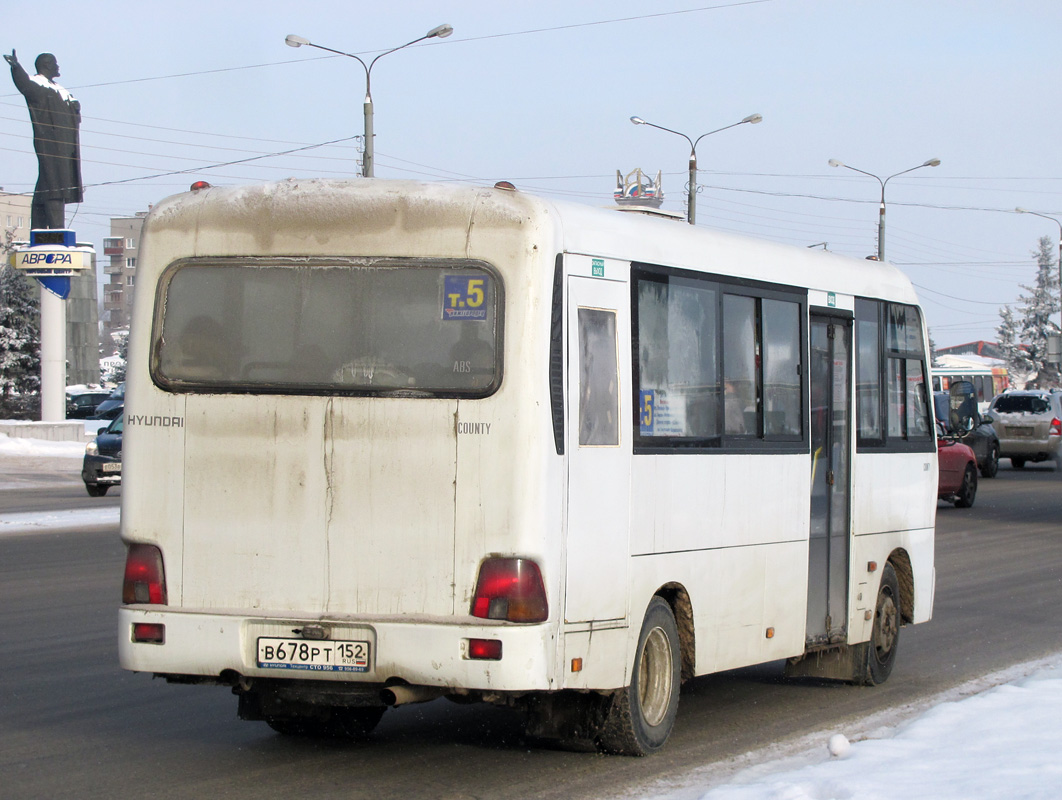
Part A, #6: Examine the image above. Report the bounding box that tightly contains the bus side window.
[578,308,619,446]
[855,301,882,444]
[762,298,801,436]
[723,295,757,436]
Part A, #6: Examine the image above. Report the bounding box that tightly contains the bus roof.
[144,178,920,307]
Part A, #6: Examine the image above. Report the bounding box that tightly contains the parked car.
[986,389,1062,469]
[933,391,1000,477]
[936,420,978,507]
[66,390,110,419]
[82,414,123,497]
[89,382,125,419]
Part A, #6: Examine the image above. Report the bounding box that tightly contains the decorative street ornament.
[614,168,664,209]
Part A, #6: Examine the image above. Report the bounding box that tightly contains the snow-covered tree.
[997,236,1060,389]
[103,332,128,383]
[0,227,42,417]
[1019,236,1060,387]
[996,305,1033,388]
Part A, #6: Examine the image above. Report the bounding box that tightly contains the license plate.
[1009,427,1033,437]
[102,462,122,473]
[256,637,370,672]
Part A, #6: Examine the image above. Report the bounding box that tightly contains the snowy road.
[2,439,1061,799]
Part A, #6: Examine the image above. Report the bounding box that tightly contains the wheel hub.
[638,626,674,727]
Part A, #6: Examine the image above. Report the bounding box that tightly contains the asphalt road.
[1,461,1060,800]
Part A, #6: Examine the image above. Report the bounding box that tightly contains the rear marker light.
[471,557,548,623]
[468,639,502,660]
[1050,418,1061,437]
[123,543,168,605]
[133,623,165,644]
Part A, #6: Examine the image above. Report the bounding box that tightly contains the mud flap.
[784,643,870,684]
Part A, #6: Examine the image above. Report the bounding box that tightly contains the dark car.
[933,391,1000,478]
[89,382,125,419]
[82,414,123,497]
[66,390,110,419]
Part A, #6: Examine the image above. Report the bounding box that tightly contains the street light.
[1015,207,1062,333]
[630,113,762,225]
[828,157,940,262]
[285,24,453,178]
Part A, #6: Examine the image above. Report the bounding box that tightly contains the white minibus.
[118,178,937,755]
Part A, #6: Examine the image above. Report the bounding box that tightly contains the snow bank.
[0,431,86,459]
[673,657,1062,800]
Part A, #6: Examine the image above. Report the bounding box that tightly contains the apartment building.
[0,190,31,243]
[102,210,149,350]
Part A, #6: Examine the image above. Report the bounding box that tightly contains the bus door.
[806,314,852,645]
[565,276,631,624]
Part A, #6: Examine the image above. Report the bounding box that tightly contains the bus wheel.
[597,597,680,756]
[862,563,900,686]
[266,706,385,738]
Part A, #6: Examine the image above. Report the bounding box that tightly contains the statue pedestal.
[39,287,66,421]
[8,229,96,421]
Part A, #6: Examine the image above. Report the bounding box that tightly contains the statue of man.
[5,49,83,230]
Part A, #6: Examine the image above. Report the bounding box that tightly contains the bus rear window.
[152,259,501,397]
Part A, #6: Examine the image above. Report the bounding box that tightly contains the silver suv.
[986,390,1062,469]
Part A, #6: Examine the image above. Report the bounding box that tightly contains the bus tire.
[266,706,385,739]
[861,563,901,686]
[597,597,680,756]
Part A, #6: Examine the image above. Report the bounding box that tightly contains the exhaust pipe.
[380,685,444,707]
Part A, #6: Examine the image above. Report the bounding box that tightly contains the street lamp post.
[828,158,940,262]
[630,113,762,225]
[285,24,453,178]
[1016,207,1062,335]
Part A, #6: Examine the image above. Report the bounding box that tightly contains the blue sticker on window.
[640,390,655,435]
[443,275,489,321]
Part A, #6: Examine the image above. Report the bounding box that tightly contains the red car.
[937,421,978,507]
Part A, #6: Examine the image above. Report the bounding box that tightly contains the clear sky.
[3,0,1060,347]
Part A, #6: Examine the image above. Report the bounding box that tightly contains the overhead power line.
[0,2,774,96]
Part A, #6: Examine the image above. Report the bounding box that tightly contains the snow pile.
[689,659,1062,800]
[0,431,86,459]
[0,506,120,536]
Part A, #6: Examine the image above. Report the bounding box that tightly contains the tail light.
[1050,418,1061,437]
[132,623,166,644]
[467,638,503,660]
[123,543,168,605]
[471,557,548,623]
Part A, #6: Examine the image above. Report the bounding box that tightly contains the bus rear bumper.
[118,607,557,693]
